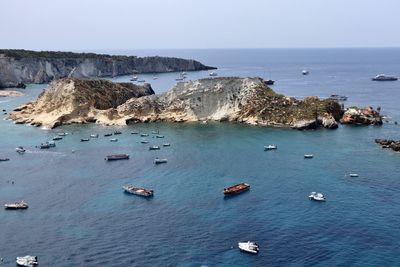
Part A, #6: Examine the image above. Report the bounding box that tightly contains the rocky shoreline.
[0,49,215,89]
[9,76,383,130]
[0,90,25,97]
[375,139,400,152]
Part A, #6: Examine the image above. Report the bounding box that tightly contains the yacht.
[16,255,38,266]
[309,192,326,201]
[154,158,168,164]
[264,145,277,150]
[209,72,218,77]
[372,74,398,81]
[302,70,309,75]
[16,146,26,153]
[123,185,154,197]
[238,241,259,254]
[304,154,313,159]
[5,200,29,209]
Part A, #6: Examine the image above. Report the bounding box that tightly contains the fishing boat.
[302,70,309,75]
[155,135,164,138]
[90,134,99,138]
[372,74,398,81]
[105,154,129,161]
[81,138,90,142]
[4,200,28,209]
[110,138,118,142]
[16,146,26,153]
[0,157,10,162]
[309,192,326,201]
[304,154,314,159]
[223,183,250,196]
[53,136,63,141]
[16,255,38,266]
[154,158,167,164]
[163,143,171,147]
[123,185,154,197]
[264,145,277,150]
[114,131,122,135]
[238,241,259,254]
[149,145,160,150]
[104,133,113,137]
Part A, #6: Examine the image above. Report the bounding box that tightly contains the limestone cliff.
[0,49,215,88]
[10,77,344,129]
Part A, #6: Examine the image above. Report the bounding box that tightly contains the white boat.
[154,158,167,164]
[131,131,139,134]
[163,143,171,147]
[5,200,29,209]
[110,138,118,142]
[238,241,259,254]
[58,132,68,136]
[302,70,309,75]
[16,146,26,153]
[90,134,99,138]
[16,255,38,266]
[304,154,313,159]
[264,145,277,150]
[47,141,56,147]
[156,135,164,138]
[141,140,149,144]
[209,72,218,77]
[349,173,359,177]
[130,76,138,81]
[149,145,160,150]
[123,185,154,197]
[372,74,398,81]
[140,133,149,137]
[309,192,326,201]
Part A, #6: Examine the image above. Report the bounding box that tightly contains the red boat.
[223,183,250,196]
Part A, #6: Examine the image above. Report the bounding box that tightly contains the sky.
[1,0,400,51]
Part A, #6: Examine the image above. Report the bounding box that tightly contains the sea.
[0,48,400,266]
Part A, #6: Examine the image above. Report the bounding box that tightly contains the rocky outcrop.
[0,49,215,88]
[375,139,400,152]
[9,78,154,128]
[0,90,25,97]
[341,106,383,125]
[10,77,344,129]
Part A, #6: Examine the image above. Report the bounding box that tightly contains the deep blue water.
[1,49,400,266]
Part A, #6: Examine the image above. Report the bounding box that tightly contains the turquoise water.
[1,49,400,266]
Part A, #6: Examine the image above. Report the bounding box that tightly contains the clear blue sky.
[1,0,399,50]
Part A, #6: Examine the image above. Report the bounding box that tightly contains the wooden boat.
[5,200,28,209]
[123,185,154,197]
[223,183,250,196]
[105,154,129,161]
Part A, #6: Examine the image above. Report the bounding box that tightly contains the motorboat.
[0,157,10,162]
[302,70,309,75]
[123,185,154,197]
[238,241,259,254]
[224,183,250,196]
[81,138,90,142]
[209,72,218,77]
[372,74,398,81]
[309,192,326,201]
[53,136,63,141]
[114,131,122,135]
[104,133,113,137]
[105,154,129,161]
[155,135,164,138]
[149,145,160,150]
[137,79,146,83]
[58,132,68,136]
[39,143,50,149]
[141,140,149,144]
[304,154,314,159]
[130,76,138,81]
[46,141,56,147]
[175,77,185,81]
[151,130,159,134]
[154,158,167,164]
[16,255,37,266]
[5,200,28,209]
[264,145,277,150]
[349,173,359,177]
[140,133,149,137]
[16,146,26,153]
[131,131,139,134]
[90,134,99,138]
[110,138,118,142]
[163,143,171,147]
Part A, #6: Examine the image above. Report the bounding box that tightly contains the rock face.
[9,78,154,128]
[0,49,215,88]
[375,139,400,152]
[10,77,344,129]
[341,106,383,125]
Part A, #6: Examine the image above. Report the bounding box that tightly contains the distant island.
[0,49,216,89]
[9,77,382,129]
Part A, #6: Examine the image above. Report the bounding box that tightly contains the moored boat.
[163,143,171,147]
[349,173,359,177]
[90,134,99,138]
[304,154,313,159]
[141,140,149,144]
[104,133,113,137]
[16,146,26,153]
[58,132,68,136]
[238,241,259,254]
[53,136,63,141]
[329,94,348,101]
[209,72,218,77]
[223,183,250,196]
[114,131,122,135]
[154,158,167,164]
[302,70,309,75]
[372,74,398,81]
[81,138,90,142]
[309,192,326,201]
[131,131,139,134]
[265,79,275,85]
[123,185,154,197]
[149,145,160,150]
[5,200,28,209]
[264,145,277,150]
[16,255,38,266]
[155,135,164,138]
[0,157,10,162]
[47,141,56,147]
[140,133,149,137]
[105,154,130,161]
[110,138,118,142]
[39,143,50,149]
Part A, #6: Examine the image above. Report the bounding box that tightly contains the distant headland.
[0,49,216,89]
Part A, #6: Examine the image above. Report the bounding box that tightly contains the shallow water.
[1,49,400,266]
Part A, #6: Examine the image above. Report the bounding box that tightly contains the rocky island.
[375,139,400,152]
[9,76,382,130]
[0,49,215,89]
